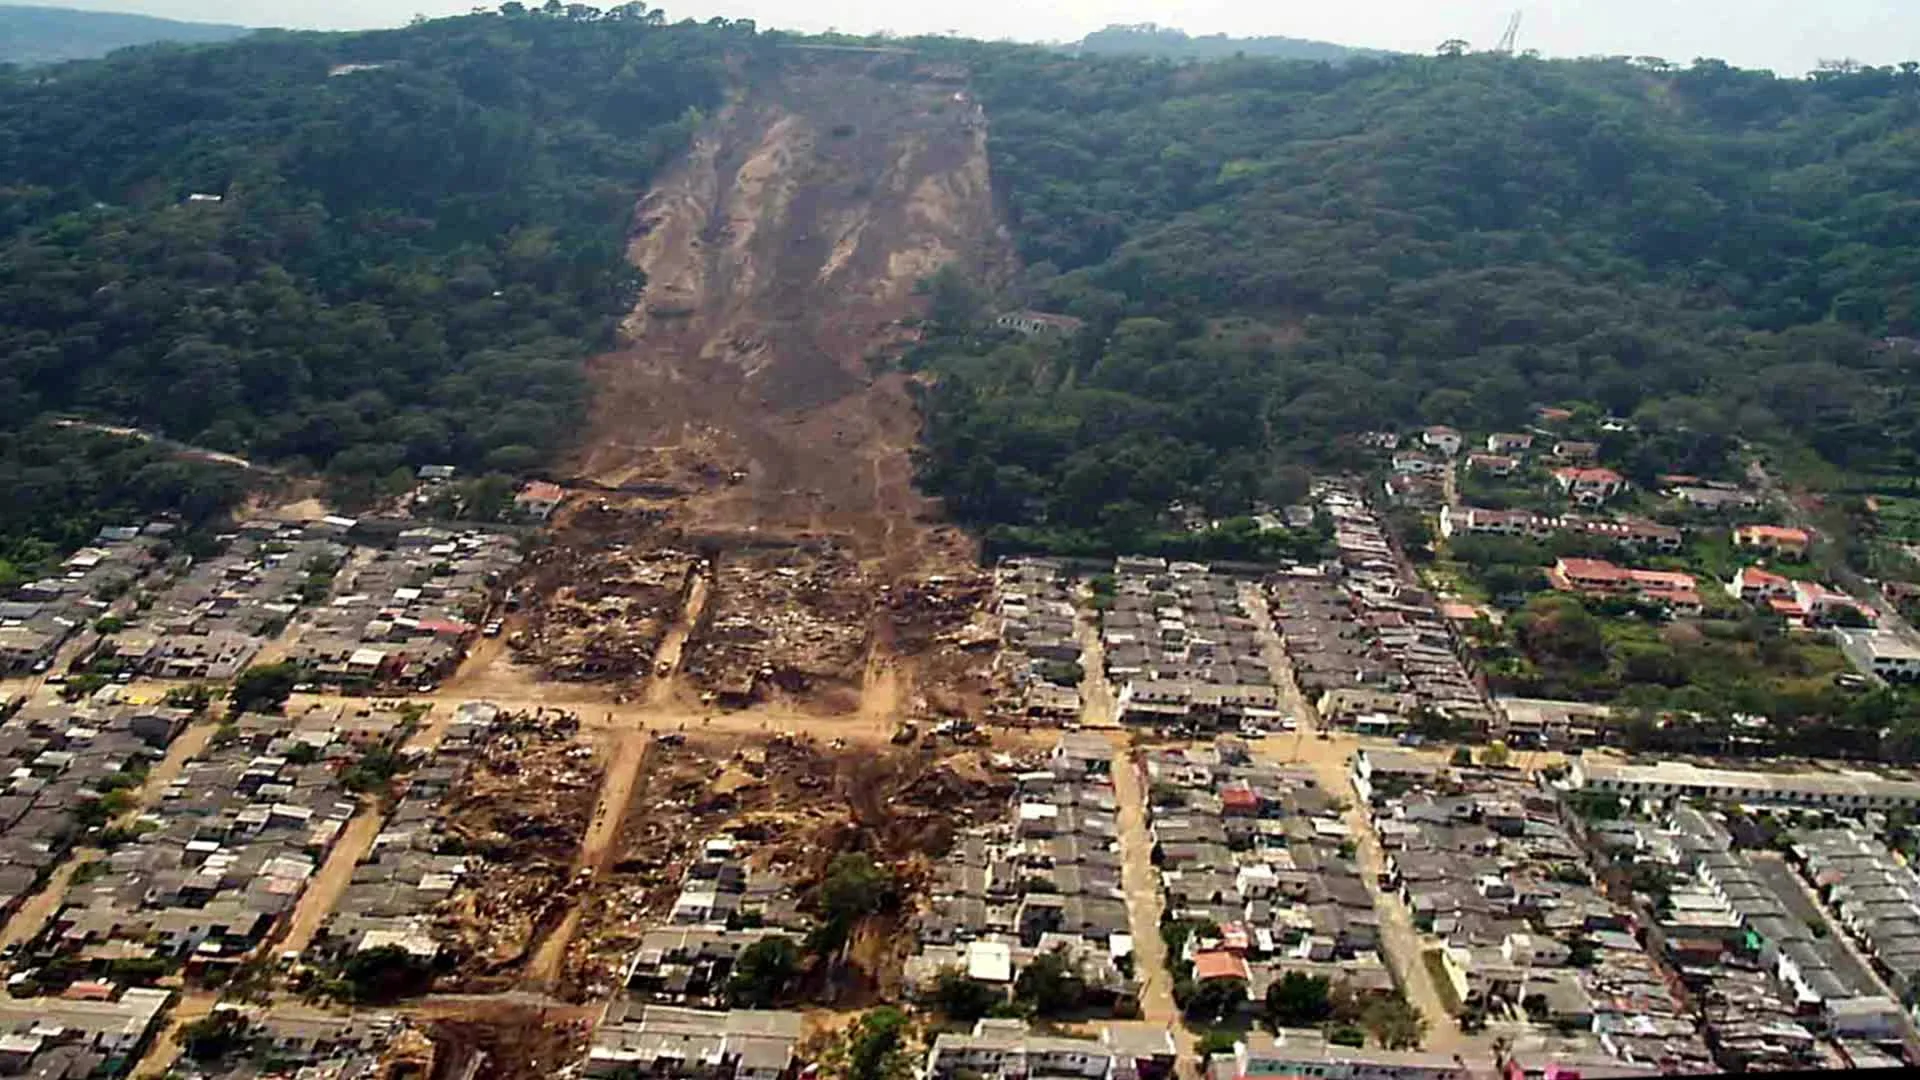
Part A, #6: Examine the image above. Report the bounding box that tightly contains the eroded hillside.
[517,50,1013,715]
[574,52,1006,571]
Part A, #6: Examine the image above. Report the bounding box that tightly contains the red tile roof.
[1192,949,1251,982]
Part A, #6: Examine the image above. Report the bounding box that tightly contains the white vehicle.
[483,621,503,638]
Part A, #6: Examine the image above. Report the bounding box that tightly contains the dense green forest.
[11,11,1920,568]
[1075,24,1388,65]
[913,48,1920,551]
[0,5,738,555]
[0,4,248,66]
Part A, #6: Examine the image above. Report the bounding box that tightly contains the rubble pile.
[433,709,599,986]
[513,536,699,680]
[685,546,871,701]
[428,1007,592,1080]
[886,569,1002,717]
[556,733,1019,998]
[884,571,994,651]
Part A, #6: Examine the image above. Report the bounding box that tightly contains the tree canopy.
[911,47,1920,550]
[0,7,735,553]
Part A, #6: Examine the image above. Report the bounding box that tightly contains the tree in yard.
[1183,977,1247,1025]
[1362,994,1428,1050]
[230,661,301,714]
[932,969,999,1022]
[1450,746,1473,767]
[728,935,801,1008]
[1014,946,1086,1017]
[1264,970,1333,1028]
[809,853,896,958]
[163,683,214,712]
[1566,932,1598,968]
[1480,740,1511,768]
[182,1008,250,1061]
[818,1006,914,1080]
[341,944,435,1003]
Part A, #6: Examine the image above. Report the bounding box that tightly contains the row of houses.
[308,702,507,964]
[1354,752,1714,1071]
[1575,797,1909,1070]
[1549,558,1703,616]
[619,834,812,1007]
[1790,826,1920,1013]
[0,703,190,932]
[1727,567,1873,628]
[1680,847,1900,1069]
[584,1002,802,1080]
[1437,506,1682,553]
[106,522,351,680]
[22,708,412,977]
[164,1008,406,1080]
[905,733,1134,1008]
[0,527,167,674]
[0,985,172,1078]
[1143,739,1398,1018]
[287,527,520,689]
[994,557,1085,725]
[926,1019,1177,1080]
[1277,481,1491,733]
[1099,558,1282,732]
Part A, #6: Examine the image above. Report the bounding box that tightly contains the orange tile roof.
[1192,949,1251,982]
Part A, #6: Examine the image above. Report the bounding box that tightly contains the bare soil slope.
[573,52,1008,582]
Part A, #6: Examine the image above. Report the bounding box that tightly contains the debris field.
[682,544,873,706]
[553,730,1021,1001]
[509,505,701,682]
[432,709,602,990]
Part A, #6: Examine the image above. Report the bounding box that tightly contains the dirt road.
[1241,582,1317,734]
[525,727,650,988]
[1075,588,1119,730]
[276,810,385,958]
[0,849,98,953]
[1108,741,1197,1080]
[131,990,219,1079]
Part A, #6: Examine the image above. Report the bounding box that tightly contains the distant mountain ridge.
[0,4,249,65]
[1075,23,1393,64]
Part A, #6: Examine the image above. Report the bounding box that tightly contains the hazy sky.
[47,0,1920,75]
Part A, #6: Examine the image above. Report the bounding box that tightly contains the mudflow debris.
[511,505,700,680]
[555,730,1026,1000]
[432,708,600,990]
[683,545,871,704]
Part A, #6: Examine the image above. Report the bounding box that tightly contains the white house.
[1421,426,1462,457]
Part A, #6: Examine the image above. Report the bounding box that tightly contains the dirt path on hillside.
[571,54,1007,582]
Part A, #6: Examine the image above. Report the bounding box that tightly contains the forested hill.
[0,5,249,65]
[913,48,1920,552]
[9,10,1920,572]
[1075,24,1389,64]
[0,7,739,572]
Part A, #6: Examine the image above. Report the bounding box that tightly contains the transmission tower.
[1495,10,1522,55]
